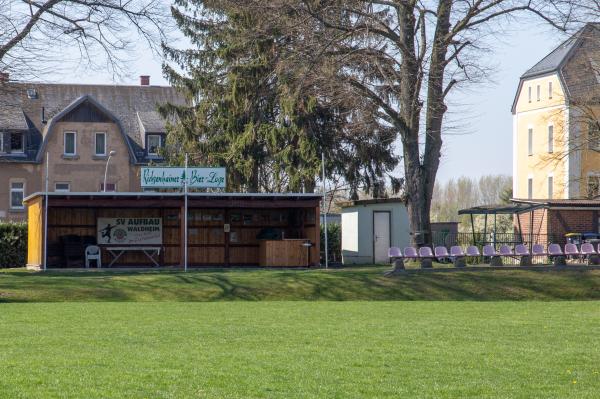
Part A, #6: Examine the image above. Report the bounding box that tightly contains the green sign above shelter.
[141,167,226,189]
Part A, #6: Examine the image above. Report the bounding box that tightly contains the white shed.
[339,198,410,265]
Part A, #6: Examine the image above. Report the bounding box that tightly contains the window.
[94,132,106,156]
[528,178,533,200]
[10,133,24,153]
[548,176,553,199]
[0,133,3,153]
[588,176,600,199]
[589,122,600,150]
[537,85,541,101]
[55,182,70,192]
[147,134,162,156]
[528,128,533,156]
[100,182,116,192]
[548,125,554,153]
[64,132,76,155]
[528,86,532,103]
[548,81,553,99]
[10,181,24,209]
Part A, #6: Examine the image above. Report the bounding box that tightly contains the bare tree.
[231,0,593,244]
[0,0,171,80]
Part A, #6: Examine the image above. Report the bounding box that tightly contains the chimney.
[0,72,9,83]
[140,75,150,86]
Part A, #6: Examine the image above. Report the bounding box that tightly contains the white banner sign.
[141,167,226,188]
[97,218,162,245]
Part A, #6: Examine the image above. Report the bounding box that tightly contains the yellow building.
[512,23,600,200]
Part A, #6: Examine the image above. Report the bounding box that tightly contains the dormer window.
[26,88,38,99]
[10,133,24,153]
[147,134,162,157]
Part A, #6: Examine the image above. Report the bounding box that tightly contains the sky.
[43,20,569,185]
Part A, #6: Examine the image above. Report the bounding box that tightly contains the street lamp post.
[103,150,117,192]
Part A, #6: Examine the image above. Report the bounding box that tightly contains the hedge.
[0,222,27,268]
[320,223,341,264]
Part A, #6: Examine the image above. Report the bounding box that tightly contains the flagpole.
[184,154,188,272]
[321,152,328,269]
[43,153,49,271]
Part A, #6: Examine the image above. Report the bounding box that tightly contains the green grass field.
[2,267,600,398]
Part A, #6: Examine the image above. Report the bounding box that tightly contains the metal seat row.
[388,243,600,262]
[387,245,481,260]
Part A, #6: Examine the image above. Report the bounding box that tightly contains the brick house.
[0,75,184,221]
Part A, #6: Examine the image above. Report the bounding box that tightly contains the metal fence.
[429,231,575,266]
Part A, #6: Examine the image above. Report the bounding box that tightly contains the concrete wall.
[0,163,41,222]
[45,121,134,192]
[0,120,144,222]
[513,73,568,199]
[341,202,410,265]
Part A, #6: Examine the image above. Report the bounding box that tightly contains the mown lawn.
[3,267,600,398]
[2,301,600,398]
[3,266,600,302]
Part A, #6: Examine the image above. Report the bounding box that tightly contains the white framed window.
[537,85,541,101]
[528,86,532,103]
[527,177,533,200]
[64,131,76,155]
[528,128,533,156]
[100,182,117,192]
[589,122,600,150]
[54,182,70,192]
[548,81,553,99]
[94,132,106,156]
[147,134,162,156]
[10,181,25,209]
[10,133,24,153]
[547,175,553,199]
[548,125,554,153]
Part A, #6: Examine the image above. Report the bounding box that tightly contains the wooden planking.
[259,240,310,267]
[188,246,224,265]
[229,246,259,265]
[27,196,44,267]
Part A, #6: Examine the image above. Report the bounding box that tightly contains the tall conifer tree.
[160,0,398,195]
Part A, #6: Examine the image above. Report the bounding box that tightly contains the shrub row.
[0,222,27,268]
[320,223,341,263]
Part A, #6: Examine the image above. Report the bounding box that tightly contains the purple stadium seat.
[514,244,530,256]
[419,247,434,258]
[403,247,419,259]
[450,246,465,257]
[482,245,497,257]
[466,246,480,257]
[434,246,449,258]
[548,243,563,256]
[531,244,547,256]
[581,243,597,257]
[388,247,402,259]
[498,245,513,256]
[564,243,579,256]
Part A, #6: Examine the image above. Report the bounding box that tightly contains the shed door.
[373,211,391,263]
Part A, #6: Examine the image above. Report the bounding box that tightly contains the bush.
[320,223,341,263]
[0,222,27,268]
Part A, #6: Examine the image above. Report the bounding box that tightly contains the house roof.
[0,82,185,163]
[520,31,582,79]
[337,197,405,208]
[511,23,600,114]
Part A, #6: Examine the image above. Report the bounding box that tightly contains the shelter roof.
[337,197,405,208]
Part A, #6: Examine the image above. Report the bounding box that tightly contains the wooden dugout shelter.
[24,192,321,269]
